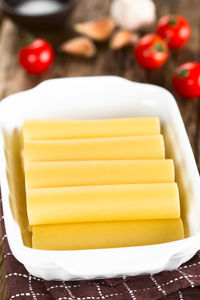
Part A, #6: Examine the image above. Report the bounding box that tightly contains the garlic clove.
[74,18,116,41]
[60,37,96,58]
[110,30,139,50]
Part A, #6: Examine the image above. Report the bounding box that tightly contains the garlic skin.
[110,0,156,31]
[60,37,96,58]
[110,30,139,50]
[74,18,116,41]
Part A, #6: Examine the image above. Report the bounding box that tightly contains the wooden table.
[0,0,199,298]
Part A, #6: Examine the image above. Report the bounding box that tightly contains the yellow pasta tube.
[27,183,180,225]
[32,219,184,250]
[25,159,174,188]
[24,135,165,162]
[23,117,160,140]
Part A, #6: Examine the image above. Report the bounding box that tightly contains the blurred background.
[0,0,199,297]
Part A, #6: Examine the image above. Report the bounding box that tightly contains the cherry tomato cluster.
[134,14,191,70]
[18,14,200,99]
[134,14,200,99]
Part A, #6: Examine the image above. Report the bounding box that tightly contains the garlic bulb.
[110,0,156,31]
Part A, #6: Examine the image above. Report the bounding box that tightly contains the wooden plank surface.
[0,0,200,298]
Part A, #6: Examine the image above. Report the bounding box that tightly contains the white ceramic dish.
[0,76,200,281]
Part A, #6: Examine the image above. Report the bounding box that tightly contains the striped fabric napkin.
[1,201,200,300]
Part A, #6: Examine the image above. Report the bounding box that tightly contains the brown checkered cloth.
[1,202,200,300]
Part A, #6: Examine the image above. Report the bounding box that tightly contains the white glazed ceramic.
[0,76,200,281]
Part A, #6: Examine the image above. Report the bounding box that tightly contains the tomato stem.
[177,69,189,78]
[155,43,165,52]
[168,16,177,26]
[25,32,35,45]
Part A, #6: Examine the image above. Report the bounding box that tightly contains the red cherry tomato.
[19,39,54,75]
[172,62,200,99]
[156,15,191,49]
[134,34,168,70]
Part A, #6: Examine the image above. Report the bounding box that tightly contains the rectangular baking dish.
[0,76,200,281]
